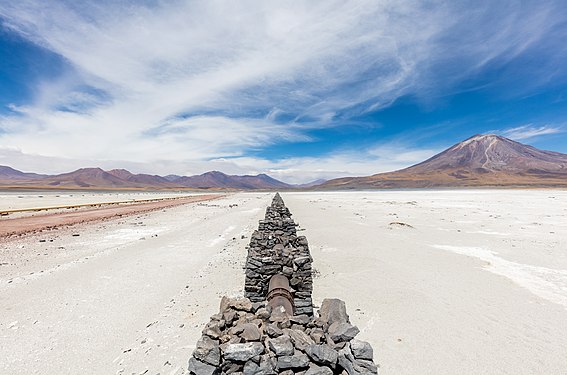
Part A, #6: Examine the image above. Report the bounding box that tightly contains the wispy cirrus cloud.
[0,1,566,181]
[500,124,564,141]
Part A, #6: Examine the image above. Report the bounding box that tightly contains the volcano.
[319,134,567,189]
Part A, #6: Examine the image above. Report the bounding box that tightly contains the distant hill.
[0,165,46,180]
[295,179,328,188]
[175,171,291,189]
[107,169,174,187]
[0,166,291,190]
[42,168,133,188]
[163,174,183,182]
[318,134,567,189]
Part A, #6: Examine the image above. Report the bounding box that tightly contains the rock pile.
[188,193,378,374]
[244,193,313,316]
[188,296,378,375]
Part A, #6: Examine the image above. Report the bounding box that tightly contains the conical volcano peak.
[454,134,506,149]
[470,133,499,139]
[468,133,496,140]
[319,134,567,189]
[409,134,567,173]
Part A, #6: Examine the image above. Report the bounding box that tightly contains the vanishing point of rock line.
[188,193,378,375]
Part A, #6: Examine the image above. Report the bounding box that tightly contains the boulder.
[267,334,294,356]
[305,364,334,375]
[282,266,294,276]
[305,344,339,367]
[294,256,311,267]
[283,328,315,351]
[337,344,377,375]
[193,336,221,366]
[328,322,360,342]
[236,323,262,341]
[258,353,278,374]
[223,310,237,324]
[224,342,264,362]
[350,339,373,361]
[265,323,283,338]
[338,344,357,375]
[319,299,349,326]
[277,353,310,370]
[273,244,285,253]
[221,361,242,374]
[221,296,253,313]
[252,302,265,313]
[354,359,378,374]
[310,328,325,344]
[291,315,311,325]
[243,360,260,375]
[188,357,217,375]
[255,307,270,320]
[202,321,223,339]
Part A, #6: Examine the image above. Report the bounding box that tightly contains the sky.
[0,0,566,184]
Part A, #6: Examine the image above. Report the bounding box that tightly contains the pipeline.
[266,274,294,316]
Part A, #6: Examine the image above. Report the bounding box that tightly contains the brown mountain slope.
[0,166,46,180]
[319,134,567,189]
[43,168,136,188]
[176,171,292,189]
[107,169,176,187]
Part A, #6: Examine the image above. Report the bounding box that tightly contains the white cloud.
[0,1,565,179]
[500,124,563,141]
[207,142,441,184]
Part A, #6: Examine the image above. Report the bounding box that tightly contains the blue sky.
[0,1,566,183]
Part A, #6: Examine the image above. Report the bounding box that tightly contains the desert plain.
[1,189,566,375]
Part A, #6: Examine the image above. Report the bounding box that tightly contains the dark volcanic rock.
[188,357,218,375]
[193,336,221,366]
[267,334,294,356]
[305,364,334,375]
[305,344,339,367]
[283,328,315,351]
[187,194,378,375]
[277,353,310,370]
[351,339,374,361]
[319,299,349,326]
[224,342,264,362]
[328,322,360,342]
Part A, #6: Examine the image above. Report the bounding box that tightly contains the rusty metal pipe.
[267,274,294,316]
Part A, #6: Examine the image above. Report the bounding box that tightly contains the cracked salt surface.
[432,245,567,309]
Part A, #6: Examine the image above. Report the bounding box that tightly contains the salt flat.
[283,190,567,375]
[0,190,203,212]
[1,190,566,374]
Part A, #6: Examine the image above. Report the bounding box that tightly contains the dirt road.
[0,194,223,238]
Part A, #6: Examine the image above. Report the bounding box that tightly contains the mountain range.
[1,134,566,190]
[0,167,294,190]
